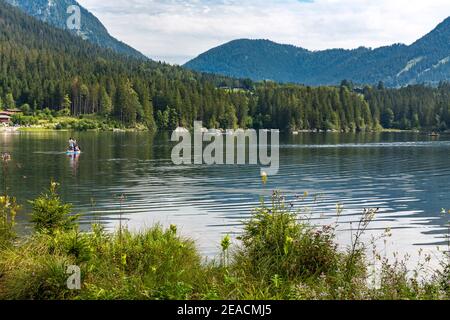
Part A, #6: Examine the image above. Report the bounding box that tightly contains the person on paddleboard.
[68,137,75,151]
[68,138,81,153]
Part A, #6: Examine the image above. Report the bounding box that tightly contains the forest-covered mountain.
[0,0,377,132]
[4,0,146,59]
[1,0,450,132]
[185,17,450,87]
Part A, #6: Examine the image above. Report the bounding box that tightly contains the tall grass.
[0,183,449,300]
[0,196,18,248]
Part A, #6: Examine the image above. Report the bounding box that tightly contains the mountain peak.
[4,0,147,60]
[434,16,450,29]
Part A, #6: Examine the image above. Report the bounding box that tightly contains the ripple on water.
[4,132,450,263]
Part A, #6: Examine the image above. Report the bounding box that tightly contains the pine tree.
[5,93,15,110]
[99,88,112,117]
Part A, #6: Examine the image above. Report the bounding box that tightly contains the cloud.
[77,0,450,64]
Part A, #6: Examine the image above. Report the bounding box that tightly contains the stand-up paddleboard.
[66,150,81,155]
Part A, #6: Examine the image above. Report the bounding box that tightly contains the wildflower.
[0,196,10,208]
[285,236,294,244]
[385,227,392,237]
[221,234,231,252]
[283,236,294,255]
[261,171,268,185]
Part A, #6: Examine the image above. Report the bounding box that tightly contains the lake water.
[1,131,449,261]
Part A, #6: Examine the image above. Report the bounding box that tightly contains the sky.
[77,0,450,65]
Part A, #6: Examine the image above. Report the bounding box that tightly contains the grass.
[0,184,449,300]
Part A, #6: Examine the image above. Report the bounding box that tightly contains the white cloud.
[77,0,450,64]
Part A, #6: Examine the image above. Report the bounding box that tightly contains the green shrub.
[10,114,39,126]
[238,192,342,281]
[57,108,71,117]
[34,109,54,121]
[29,182,79,234]
[71,119,98,131]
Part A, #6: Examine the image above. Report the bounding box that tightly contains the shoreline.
[1,126,446,134]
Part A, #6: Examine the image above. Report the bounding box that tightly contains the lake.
[1,131,449,260]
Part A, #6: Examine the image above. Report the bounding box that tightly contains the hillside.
[1,0,450,133]
[185,18,450,87]
[4,0,147,60]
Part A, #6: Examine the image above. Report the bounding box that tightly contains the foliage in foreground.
[0,185,449,300]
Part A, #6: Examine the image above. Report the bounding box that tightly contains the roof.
[0,111,16,116]
[0,115,11,119]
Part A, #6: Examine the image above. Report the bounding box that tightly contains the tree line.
[1,1,449,132]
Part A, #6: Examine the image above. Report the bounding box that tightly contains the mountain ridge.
[3,0,147,60]
[185,17,450,87]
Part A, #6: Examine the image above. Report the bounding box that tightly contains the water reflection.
[68,153,80,175]
[0,131,449,260]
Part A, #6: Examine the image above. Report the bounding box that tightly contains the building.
[0,109,21,116]
[0,114,11,124]
[0,109,20,124]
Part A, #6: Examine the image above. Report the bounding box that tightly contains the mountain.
[185,18,450,87]
[0,0,382,133]
[4,0,147,60]
[2,0,450,133]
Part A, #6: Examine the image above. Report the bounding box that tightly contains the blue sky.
[77,0,450,64]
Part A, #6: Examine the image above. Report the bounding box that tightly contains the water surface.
[1,131,449,259]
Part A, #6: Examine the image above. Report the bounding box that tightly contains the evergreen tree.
[5,93,15,110]
[99,88,112,117]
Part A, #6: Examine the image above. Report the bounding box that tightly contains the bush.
[238,192,342,281]
[35,109,54,121]
[29,182,79,234]
[10,114,39,126]
[71,119,98,131]
[20,104,32,116]
[57,108,71,117]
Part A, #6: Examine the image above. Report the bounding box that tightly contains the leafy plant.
[29,181,79,234]
[0,196,18,247]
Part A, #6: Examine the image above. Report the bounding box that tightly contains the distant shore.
[1,122,448,134]
[0,115,149,132]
